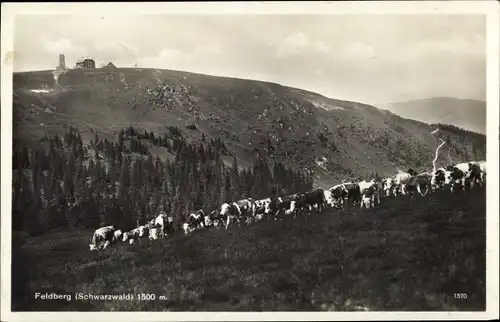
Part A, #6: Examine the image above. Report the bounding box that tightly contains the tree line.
[11,126,314,236]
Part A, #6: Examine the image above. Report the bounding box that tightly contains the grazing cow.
[385,171,413,196]
[122,227,141,244]
[137,225,151,238]
[113,229,123,242]
[208,209,224,229]
[188,210,206,230]
[444,162,482,192]
[284,200,297,217]
[358,179,379,208]
[203,214,213,228]
[382,178,395,197]
[468,161,486,187]
[182,222,196,235]
[302,189,327,213]
[254,198,272,217]
[405,172,432,197]
[323,189,335,208]
[89,225,117,251]
[269,194,297,218]
[431,167,446,191]
[149,213,174,240]
[329,182,361,209]
[220,202,242,229]
[477,160,486,183]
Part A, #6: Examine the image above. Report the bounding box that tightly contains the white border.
[1,2,499,321]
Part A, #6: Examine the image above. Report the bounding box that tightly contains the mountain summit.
[13,68,486,187]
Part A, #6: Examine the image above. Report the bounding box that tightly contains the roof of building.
[103,62,117,69]
[76,57,95,63]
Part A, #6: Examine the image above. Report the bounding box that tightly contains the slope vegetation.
[13,68,486,187]
[12,188,486,311]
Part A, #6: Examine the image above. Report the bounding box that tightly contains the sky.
[13,14,486,105]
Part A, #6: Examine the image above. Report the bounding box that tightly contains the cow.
[405,172,432,197]
[113,229,123,242]
[208,209,225,229]
[89,225,117,251]
[269,194,297,219]
[323,189,335,208]
[444,162,482,193]
[254,198,272,218]
[329,182,361,209]
[385,171,413,196]
[219,202,241,229]
[149,213,174,240]
[301,189,327,213]
[430,167,446,191]
[477,160,487,183]
[283,200,297,217]
[188,210,206,230]
[182,222,196,235]
[469,161,486,187]
[358,179,379,208]
[382,178,394,197]
[122,227,141,244]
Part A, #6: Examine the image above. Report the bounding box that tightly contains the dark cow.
[297,189,327,214]
[89,225,118,251]
[405,172,432,197]
[269,194,297,219]
[329,182,361,209]
[188,210,206,229]
[431,167,446,191]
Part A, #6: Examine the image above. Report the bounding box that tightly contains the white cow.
[149,213,173,240]
[323,189,335,208]
[122,227,141,244]
[182,222,195,235]
[254,198,272,217]
[358,179,379,208]
[89,225,116,251]
[478,160,486,183]
[444,162,482,192]
[284,200,297,216]
[385,172,412,196]
[113,229,123,242]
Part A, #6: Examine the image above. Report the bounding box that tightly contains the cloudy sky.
[13,14,486,105]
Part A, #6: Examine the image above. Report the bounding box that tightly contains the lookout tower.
[56,54,67,70]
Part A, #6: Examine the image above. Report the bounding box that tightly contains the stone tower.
[58,54,66,70]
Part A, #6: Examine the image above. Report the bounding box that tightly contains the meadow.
[12,188,486,311]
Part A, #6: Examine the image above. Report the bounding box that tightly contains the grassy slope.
[12,188,486,311]
[13,69,485,187]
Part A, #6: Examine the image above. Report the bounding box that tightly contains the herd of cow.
[89,160,487,251]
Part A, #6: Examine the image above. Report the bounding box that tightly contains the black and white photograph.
[1,1,499,320]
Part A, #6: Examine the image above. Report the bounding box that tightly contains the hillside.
[12,188,486,311]
[379,97,486,135]
[13,68,487,188]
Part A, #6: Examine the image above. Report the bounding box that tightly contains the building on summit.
[102,62,117,69]
[56,54,67,70]
[75,57,96,69]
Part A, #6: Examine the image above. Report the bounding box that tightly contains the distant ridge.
[379,97,486,134]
